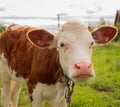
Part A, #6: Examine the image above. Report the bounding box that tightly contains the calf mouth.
[72,74,93,81]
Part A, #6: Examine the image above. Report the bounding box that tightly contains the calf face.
[28,21,118,82]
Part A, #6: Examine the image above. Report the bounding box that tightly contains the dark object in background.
[114,10,120,25]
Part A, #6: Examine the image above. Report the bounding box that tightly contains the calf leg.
[31,87,42,107]
[31,95,42,107]
[27,83,42,107]
[10,80,22,107]
[1,79,11,107]
[0,53,11,107]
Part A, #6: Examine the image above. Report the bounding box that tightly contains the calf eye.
[89,42,94,49]
[91,42,94,46]
[60,42,65,47]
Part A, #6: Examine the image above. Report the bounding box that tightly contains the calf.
[0,21,117,107]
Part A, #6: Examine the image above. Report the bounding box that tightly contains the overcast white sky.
[0,0,120,17]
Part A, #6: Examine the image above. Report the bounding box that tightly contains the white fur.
[0,53,24,107]
[57,21,95,79]
[0,53,11,80]
[32,82,66,107]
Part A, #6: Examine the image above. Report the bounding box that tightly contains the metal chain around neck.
[65,79,74,107]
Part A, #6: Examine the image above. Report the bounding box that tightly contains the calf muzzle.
[73,61,93,80]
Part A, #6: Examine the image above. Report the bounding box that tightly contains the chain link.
[65,79,74,107]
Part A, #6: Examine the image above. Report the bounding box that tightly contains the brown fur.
[0,25,62,100]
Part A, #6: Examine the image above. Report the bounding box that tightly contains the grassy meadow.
[0,42,120,107]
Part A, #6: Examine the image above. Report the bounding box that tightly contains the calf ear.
[91,26,118,44]
[27,29,56,48]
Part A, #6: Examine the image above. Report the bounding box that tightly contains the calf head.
[28,21,118,82]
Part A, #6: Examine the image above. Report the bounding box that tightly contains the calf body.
[0,25,65,107]
[0,21,117,107]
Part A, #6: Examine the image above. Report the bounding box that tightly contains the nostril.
[74,63,81,69]
[88,64,92,69]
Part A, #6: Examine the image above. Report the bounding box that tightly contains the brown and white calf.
[0,21,117,107]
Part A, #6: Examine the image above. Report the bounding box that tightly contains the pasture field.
[0,42,120,107]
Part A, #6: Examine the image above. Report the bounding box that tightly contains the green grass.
[71,42,120,107]
[0,42,120,107]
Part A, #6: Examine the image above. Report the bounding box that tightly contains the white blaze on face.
[57,21,95,81]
